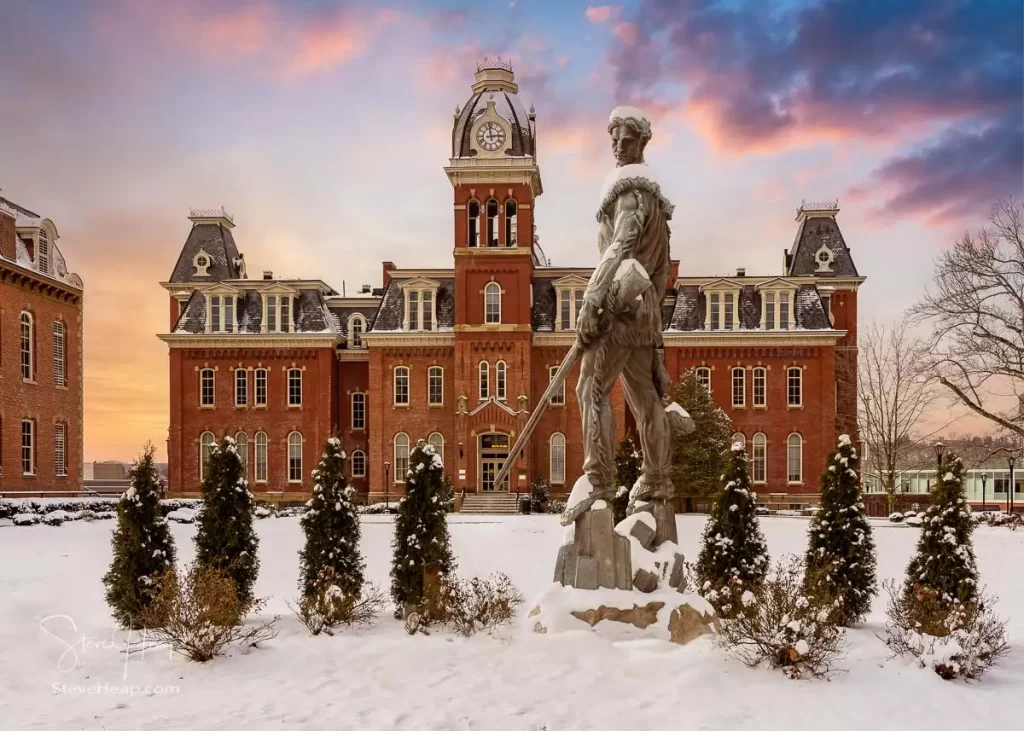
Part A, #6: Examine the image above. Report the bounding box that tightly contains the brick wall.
[0,210,15,261]
[0,265,83,493]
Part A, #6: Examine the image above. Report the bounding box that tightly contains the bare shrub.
[717,556,845,679]
[291,567,385,636]
[422,572,524,637]
[881,580,1010,680]
[139,562,278,662]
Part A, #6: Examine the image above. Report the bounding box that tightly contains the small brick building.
[0,196,84,494]
[161,61,863,507]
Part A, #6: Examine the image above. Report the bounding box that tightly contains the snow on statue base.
[526,584,720,646]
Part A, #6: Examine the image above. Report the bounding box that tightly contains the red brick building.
[0,196,84,495]
[161,61,863,508]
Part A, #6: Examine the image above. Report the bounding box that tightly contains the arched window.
[428,366,443,406]
[235,369,248,407]
[254,368,268,406]
[53,320,66,387]
[394,433,409,481]
[351,392,366,429]
[21,419,35,475]
[348,314,366,348]
[394,366,409,405]
[731,432,745,452]
[484,282,501,324]
[787,433,803,483]
[495,360,507,401]
[351,450,366,478]
[55,422,67,477]
[288,432,303,483]
[288,368,302,406]
[235,431,248,476]
[550,433,566,484]
[731,367,745,407]
[254,432,268,482]
[696,366,711,393]
[486,199,499,246]
[505,199,518,247]
[468,200,481,247]
[752,433,767,484]
[199,368,215,407]
[38,228,49,274]
[787,367,802,407]
[753,367,767,407]
[428,432,444,463]
[478,361,490,400]
[20,311,34,381]
[200,431,215,482]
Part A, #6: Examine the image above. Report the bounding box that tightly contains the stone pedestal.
[554,506,632,590]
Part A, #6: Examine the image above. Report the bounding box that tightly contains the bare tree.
[911,199,1024,437]
[858,318,945,512]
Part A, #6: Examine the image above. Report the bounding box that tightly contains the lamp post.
[1009,456,1016,515]
[384,461,391,513]
[933,441,945,472]
[981,471,988,511]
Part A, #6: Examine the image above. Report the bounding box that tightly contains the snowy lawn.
[1,515,1022,730]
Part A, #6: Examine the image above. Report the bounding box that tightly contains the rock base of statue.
[554,505,632,590]
[526,584,720,646]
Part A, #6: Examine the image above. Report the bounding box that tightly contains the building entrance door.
[479,433,510,491]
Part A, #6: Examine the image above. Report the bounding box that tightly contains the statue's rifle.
[491,341,581,494]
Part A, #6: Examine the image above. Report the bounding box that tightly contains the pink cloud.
[611,22,638,46]
[585,5,620,24]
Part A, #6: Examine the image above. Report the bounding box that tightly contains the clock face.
[476,121,506,152]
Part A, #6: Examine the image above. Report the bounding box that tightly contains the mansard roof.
[666,283,831,332]
[172,287,341,334]
[787,204,859,278]
[370,277,456,332]
[168,221,242,283]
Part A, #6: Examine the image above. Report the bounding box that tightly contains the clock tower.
[445,57,544,496]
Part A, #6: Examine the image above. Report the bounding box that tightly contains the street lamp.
[981,471,988,511]
[384,461,391,513]
[933,442,945,472]
[1009,456,1016,515]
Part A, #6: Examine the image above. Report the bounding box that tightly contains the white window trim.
[731,367,746,408]
[21,419,35,476]
[731,432,746,452]
[287,368,303,408]
[254,368,268,407]
[549,365,565,405]
[206,294,238,334]
[394,366,410,406]
[199,368,215,408]
[696,366,712,394]
[758,283,798,331]
[701,283,742,330]
[428,366,444,406]
[505,199,518,247]
[752,367,767,408]
[53,320,66,387]
[468,200,482,247]
[555,287,586,331]
[495,360,507,402]
[787,367,803,408]
[351,392,367,429]
[199,431,215,482]
[347,314,367,348]
[787,433,803,484]
[484,282,502,324]
[428,432,444,463]
[254,431,268,483]
[261,293,295,334]
[20,311,34,382]
[287,431,303,484]
[550,432,566,485]
[235,368,248,407]
[55,422,67,477]
[478,361,490,401]
[351,449,366,478]
[752,432,767,485]
[403,287,438,332]
[394,432,410,483]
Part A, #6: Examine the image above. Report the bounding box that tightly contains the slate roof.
[665,283,832,331]
[531,278,557,331]
[172,288,342,334]
[0,195,39,218]
[168,223,242,283]
[369,278,455,332]
[787,214,859,277]
[327,303,382,338]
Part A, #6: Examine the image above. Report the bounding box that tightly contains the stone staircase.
[459,491,522,515]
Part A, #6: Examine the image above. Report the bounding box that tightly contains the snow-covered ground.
[1,515,1021,730]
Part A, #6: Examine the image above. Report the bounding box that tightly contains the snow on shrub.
[291,566,385,636]
[358,502,392,515]
[881,580,1009,681]
[13,513,40,526]
[42,510,71,526]
[888,513,905,524]
[717,556,844,679]
[905,515,923,527]
[412,572,523,637]
[166,508,198,524]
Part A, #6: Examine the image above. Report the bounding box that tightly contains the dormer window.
[192,248,212,277]
[757,280,798,331]
[37,229,49,274]
[553,276,589,331]
[401,278,439,332]
[262,294,294,333]
[701,281,742,330]
[348,314,366,348]
[207,294,236,333]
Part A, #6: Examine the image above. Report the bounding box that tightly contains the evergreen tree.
[298,437,364,600]
[696,440,769,614]
[102,444,177,628]
[668,369,732,498]
[614,433,642,523]
[390,440,456,613]
[195,436,260,606]
[805,434,877,626]
[903,450,978,609]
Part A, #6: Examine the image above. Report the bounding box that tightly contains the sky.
[0,0,1021,461]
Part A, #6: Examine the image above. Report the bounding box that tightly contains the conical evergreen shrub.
[696,440,769,615]
[195,435,259,606]
[299,437,364,599]
[614,433,642,523]
[903,450,978,610]
[805,434,877,626]
[390,440,455,614]
[102,444,176,628]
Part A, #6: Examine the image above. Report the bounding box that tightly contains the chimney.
[382,261,396,288]
[262,270,273,280]
[0,206,15,261]
[736,267,746,277]
[360,284,372,294]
